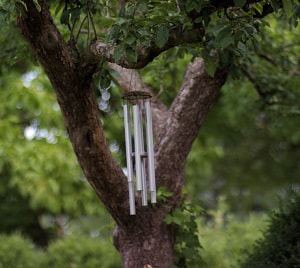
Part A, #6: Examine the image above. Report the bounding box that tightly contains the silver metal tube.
[123,104,134,183]
[123,104,136,214]
[133,104,142,191]
[141,157,148,206]
[145,100,156,203]
[128,181,136,215]
[139,103,148,206]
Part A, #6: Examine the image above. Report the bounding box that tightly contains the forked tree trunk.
[16,1,227,267]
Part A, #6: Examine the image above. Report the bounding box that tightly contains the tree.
[2,0,298,266]
[241,191,300,267]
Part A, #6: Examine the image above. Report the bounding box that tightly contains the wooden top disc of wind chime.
[122,91,152,100]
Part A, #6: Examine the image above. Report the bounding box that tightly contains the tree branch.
[80,0,276,70]
[242,68,267,100]
[155,58,227,199]
[16,0,130,225]
[81,27,205,69]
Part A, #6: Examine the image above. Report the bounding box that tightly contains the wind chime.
[122,91,157,215]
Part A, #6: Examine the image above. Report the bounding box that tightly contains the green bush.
[199,214,266,268]
[241,191,300,268]
[0,232,121,268]
[43,234,122,268]
[0,233,43,268]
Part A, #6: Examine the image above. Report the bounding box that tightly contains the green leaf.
[60,9,70,25]
[214,26,233,49]
[15,0,28,11]
[70,8,81,23]
[233,0,246,8]
[270,0,281,11]
[125,34,136,46]
[98,17,115,28]
[283,0,293,18]
[204,55,217,77]
[237,41,248,55]
[229,64,241,80]
[252,3,264,15]
[155,25,169,49]
[32,0,41,12]
[55,1,65,15]
[157,186,173,202]
[113,45,124,63]
[164,214,174,225]
[126,47,137,63]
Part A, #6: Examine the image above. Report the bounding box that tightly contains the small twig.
[288,66,300,78]
[258,53,276,65]
[175,0,181,12]
[155,84,164,99]
[241,68,267,100]
[91,14,97,40]
[87,11,91,45]
[76,15,88,42]
[69,19,80,55]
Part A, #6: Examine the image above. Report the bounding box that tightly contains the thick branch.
[16,0,130,225]
[155,58,227,197]
[81,27,205,69]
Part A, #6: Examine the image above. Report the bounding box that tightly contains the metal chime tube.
[133,104,142,191]
[139,101,148,206]
[123,103,136,215]
[145,100,156,203]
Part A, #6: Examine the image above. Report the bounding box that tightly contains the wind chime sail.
[122,91,156,215]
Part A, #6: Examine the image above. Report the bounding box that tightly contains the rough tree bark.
[16,0,228,267]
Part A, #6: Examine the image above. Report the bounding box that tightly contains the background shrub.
[0,233,43,268]
[199,213,265,268]
[42,234,122,268]
[0,232,121,268]
[241,191,300,268]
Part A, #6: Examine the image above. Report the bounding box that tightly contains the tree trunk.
[16,1,227,267]
[114,215,175,267]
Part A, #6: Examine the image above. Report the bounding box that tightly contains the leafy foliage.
[0,68,108,245]
[0,3,32,72]
[165,198,204,267]
[185,17,300,212]
[241,191,300,268]
[0,233,121,268]
[0,233,44,268]
[199,198,267,268]
[43,234,121,268]
[186,78,300,211]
